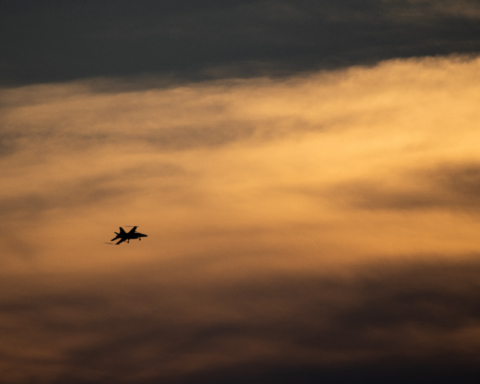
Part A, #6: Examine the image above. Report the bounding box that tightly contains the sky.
[1,1,480,383]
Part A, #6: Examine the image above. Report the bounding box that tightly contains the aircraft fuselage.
[111,226,148,244]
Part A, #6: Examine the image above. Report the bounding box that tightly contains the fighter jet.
[111,226,148,245]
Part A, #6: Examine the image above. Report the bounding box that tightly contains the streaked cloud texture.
[1,55,480,382]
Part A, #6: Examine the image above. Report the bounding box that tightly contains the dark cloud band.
[2,0,480,84]
[2,257,480,383]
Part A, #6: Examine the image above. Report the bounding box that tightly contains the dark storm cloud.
[326,163,480,211]
[1,257,480,383]
[2,0,480,84]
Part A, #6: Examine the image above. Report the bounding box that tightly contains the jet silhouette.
[111,226,147,245]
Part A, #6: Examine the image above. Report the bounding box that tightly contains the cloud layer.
[2,259,480,383]
[2,0,480,84]
[1,55,480,382]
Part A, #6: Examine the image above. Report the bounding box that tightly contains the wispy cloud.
[326,163,480,211]
[2,55,480,382]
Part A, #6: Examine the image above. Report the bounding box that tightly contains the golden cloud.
[1,55,480,382]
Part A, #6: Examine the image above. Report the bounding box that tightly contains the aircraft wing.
[128,226,137,233]
[116,238,126,245]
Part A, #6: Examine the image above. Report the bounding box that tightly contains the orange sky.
[1,55,480,382]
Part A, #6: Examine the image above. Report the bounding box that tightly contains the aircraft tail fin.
[119,227,126,234]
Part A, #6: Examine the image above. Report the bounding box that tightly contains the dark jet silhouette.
[111,226,148,245]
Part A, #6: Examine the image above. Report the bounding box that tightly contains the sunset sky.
[2,1,480,383]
